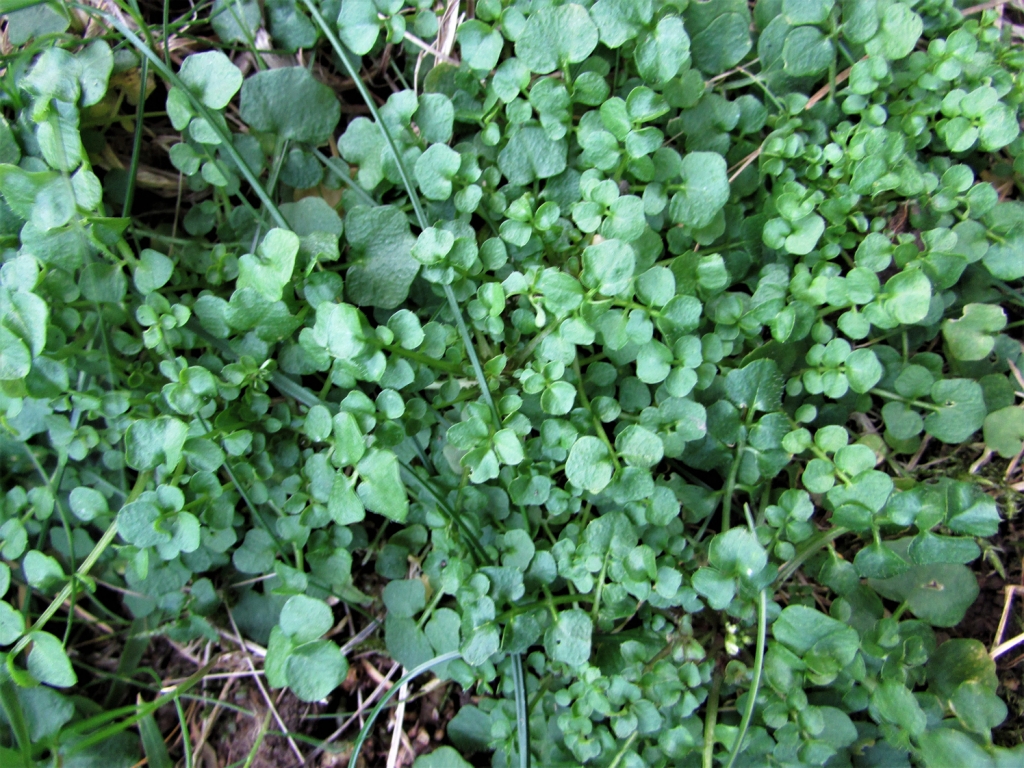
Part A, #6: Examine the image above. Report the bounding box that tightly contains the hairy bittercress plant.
[1,0,1023,766]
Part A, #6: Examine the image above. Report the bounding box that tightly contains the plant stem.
[775,527,849,585]
[702,666,724,768]
[12,470,152,658]
[724,589,767,768]
[608,732,639,768]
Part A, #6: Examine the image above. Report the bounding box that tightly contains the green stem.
[12,470,153,658]
[304,0,500,427]
[891,600,910,620]
[775,527,849,585]
[723,589,767,768]
[722,408,757,532]
[311,147,379,208]
[870,388,942,413]
[90,9,289,230]
[591,551,610,621]
[348,652,463,768]
[608,732,639,768]
[702,667,724,768]
[122,55,148,218]
[572,356,621,471]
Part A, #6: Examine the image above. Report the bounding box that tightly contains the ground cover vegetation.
[0,0,1023,765]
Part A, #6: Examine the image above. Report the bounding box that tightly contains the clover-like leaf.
[515,4,599,75]
[240,67,340,143]
[942,303,1006,361]
[345,205,418,309]
[983,406,1024,459]
[337,0,381,55]
[179,51,243,110]
[544,608,592,666]
[870,561,979,627]
[669,152,730,229]
[566,436,614,494]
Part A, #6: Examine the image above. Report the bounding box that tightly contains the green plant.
[1,0,1023,765]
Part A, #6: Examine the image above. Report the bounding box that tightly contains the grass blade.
[121,54,148,218]
[724,589,767,768]
[299,0,501,426]
[139,708,174,768]
[78,6,289,230]
[511,652,530,768]
[348,651,462,767]
[0,673,32,768]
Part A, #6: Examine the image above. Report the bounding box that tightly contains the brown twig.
[728,146,762,182]
[961,0,1007,15]
[226,609,305,763]
[804,65,854,111]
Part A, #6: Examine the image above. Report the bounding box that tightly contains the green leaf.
[615,425,663,468]
[783,26,835,77]
[383,579,426,618]
[0,165,76,231]
[942,303,1007,361]
[952,680,1007,735]
[1,288,46,357]
[725,359,783,414]
[356,449,408,522]
[916,727,996,768]
[414,144,461,201]
[240,67,340,143]
[134,250,174,295]
[544,608,592,666]
[692,568,736,610]
[237,228,299,302]
[179,51,243,109]
[4,4,70,46]
[844,348,882,393]
[285,639,347,701]
[345,205,418,309]
[125,417,189,471]
[669,152,730,229]
[785,214,825,255]
[928,638,998,699]
[709,528,767,580]
[772,604,859,661]
[0,600,25,645]
[688,12,752,75]
[853,542,908,579]
[566,436,614,494]
[22,550,64,591]
[413,746,474,768]
[211,0,261,43]
[865,2,923,61]
[457,20,503,72]
[984,406,1024,459]
[924,379,986,444]
[515,4,599,74]
[279,595,333,643]
[0,327,30,381]
[27,631,77,687]
[498,125,568,185]
[415,94,454,145]
[582,238,635,296]
[871,679,925,736]
[336,0,381,55]
[883,269,932,325]
[869,561,979,627]
[538,381,574,416]
[784,0,834,25]
[267,0,318,50]
[634,16,690,86]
